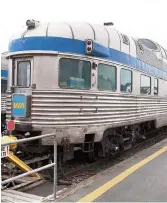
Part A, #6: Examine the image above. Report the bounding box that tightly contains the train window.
[98,63,116,91]
[154,78,158,95]
[120,69,132,93]
[138,39,157,50]
[1,79,7,93]
[59,58,91,89]
[140,75,151,94]
[17,61,31,87]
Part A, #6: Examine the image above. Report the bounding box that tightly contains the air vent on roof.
[122,34,130,45]
[104,22,114,26]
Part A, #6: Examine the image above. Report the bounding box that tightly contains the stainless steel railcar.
[1,52,8,131]
[6,20,167,160]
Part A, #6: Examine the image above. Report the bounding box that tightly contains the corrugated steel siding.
[6,94,12,120]
[30,90,167,127]
[1,94,7,114]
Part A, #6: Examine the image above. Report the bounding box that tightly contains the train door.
[11,58,33,119]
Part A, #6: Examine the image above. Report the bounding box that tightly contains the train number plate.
[1,145,9,158]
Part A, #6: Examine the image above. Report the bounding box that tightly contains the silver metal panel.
[31,90,167,124]
[155,115,167,128]
[6,91,167,144]
[11,89,164,144]
[5,53,167,145]
[6,94,12,120]
[1,94,7,114]
[33,55,59,89]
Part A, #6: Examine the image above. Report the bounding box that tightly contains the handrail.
[1,133,55,146]
[1,163,55,185]
[1,133,57,201]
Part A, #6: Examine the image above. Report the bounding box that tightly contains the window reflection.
[59,58,91,89]
[17,61,31,87]
[120,69,132,93]
[138,39,157,50]
[98,64,116,91]
[140,75,151,94]
[154,78,158,95]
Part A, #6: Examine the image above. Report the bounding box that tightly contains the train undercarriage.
[3,120,166,163]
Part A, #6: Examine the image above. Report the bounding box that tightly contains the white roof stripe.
[9,21,137,56]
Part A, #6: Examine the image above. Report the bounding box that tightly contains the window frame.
[138,39,158,51]
[154,78,158,95]
[140,74,151,95]
[16,60,31,87]
[120,68,133,93]
[58,57,92,90]
[97,63,117,92]
[138,41,144,52]
[164,50,167,58]
[161,47,167,59]
[1,79,8,94]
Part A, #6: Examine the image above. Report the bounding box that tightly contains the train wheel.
[99,130,120,157]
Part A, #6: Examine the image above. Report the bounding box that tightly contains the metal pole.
[1,163,55,185]
[53,134,57,200]
[1,133,55,146]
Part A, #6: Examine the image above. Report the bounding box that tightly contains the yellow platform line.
[7,152,41,178]
[78,145,167,202]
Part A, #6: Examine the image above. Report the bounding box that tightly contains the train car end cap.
[7,120,15,131]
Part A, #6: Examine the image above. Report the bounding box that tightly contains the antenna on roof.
[104,22,114,26]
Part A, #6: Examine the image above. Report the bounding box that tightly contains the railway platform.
[1,138,167,203]
[60,138,167,202]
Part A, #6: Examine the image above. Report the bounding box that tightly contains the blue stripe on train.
[1,70,8,78]
[9,37,167,80]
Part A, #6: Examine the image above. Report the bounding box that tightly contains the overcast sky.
[0,0,166,52]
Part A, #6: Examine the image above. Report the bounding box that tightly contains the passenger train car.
[1,52,8,131]
[6,20,167,161]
